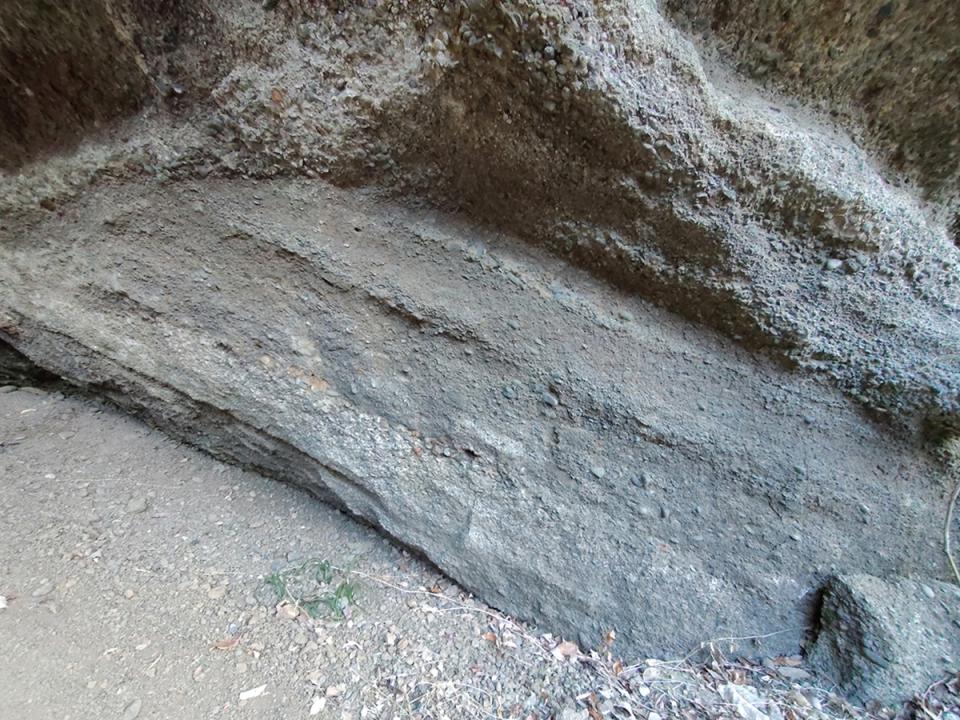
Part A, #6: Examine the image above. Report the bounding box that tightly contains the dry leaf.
[212,636,240,651]
[604,629,617,645]
[720,683,770,720]
[551,640,579,660]
[612,659,624,676]
[481,631,498,644]
[276,600,299,620]
[429,585,442,594]
[239,684,267,701]
[270,88,284,105]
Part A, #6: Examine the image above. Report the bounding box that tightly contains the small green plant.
[262,558,359,619]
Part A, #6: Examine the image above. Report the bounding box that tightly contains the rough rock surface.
[666,0,960,212]
[0,177,952,663]
[0,1,149,168]
[809,574,960,706]
[4,0,959,427]
[1,0,959,698]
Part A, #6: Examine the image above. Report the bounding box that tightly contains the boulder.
[810,574,960,705]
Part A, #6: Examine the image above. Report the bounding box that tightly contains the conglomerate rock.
[1,0,959,702]
[665,0,960,212]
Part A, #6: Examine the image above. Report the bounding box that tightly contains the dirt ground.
[0,384,591,719]
[3,384,935,720]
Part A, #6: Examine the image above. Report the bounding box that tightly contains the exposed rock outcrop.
[0,178,952,664]
[0,1,148,168]
[1,0,959,702]
[666,0,960,212]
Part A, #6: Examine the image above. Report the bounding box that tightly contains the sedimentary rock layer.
[0,179,950,659]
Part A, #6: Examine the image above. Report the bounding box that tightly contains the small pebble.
[126,496,149,514]
[122,698,142,720]
[32,581,54,598]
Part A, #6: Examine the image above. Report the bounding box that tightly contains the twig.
[331,565,552,657]
[946,476,960,587]
[945,439,960,587]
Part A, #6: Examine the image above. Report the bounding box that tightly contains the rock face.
[1,0,959,700]
[666,0,960,211]
[0,1,148,168]
[810,575,960,705]
[0,178,951,663]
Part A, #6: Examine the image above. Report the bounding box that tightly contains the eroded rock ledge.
[0,179,952,667]
[1,0,959,703]
[3,0,958,428]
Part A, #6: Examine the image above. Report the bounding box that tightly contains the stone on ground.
[809,574,960,705]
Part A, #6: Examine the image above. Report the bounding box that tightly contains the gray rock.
[126,496,148,514]
[809,574,960,704]
[32,581,53,598]
[0,0,958,675]
[122,698,142,720]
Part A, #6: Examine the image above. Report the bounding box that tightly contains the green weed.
[261,558,359,620]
